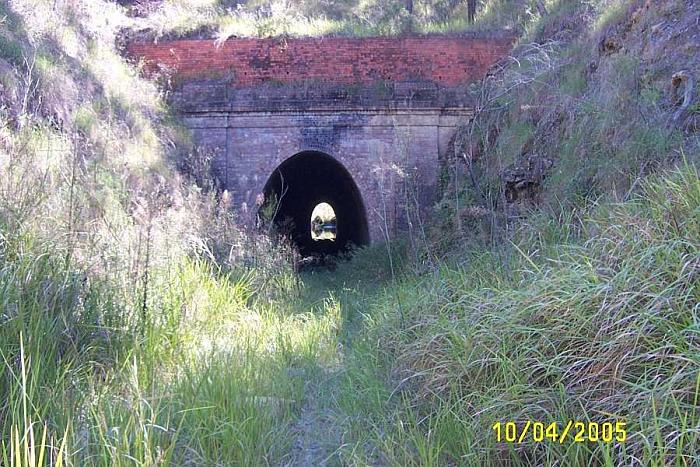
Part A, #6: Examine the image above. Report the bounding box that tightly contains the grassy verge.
[0,248,348,465]
[329,164,699,466]
[2,165,697,466]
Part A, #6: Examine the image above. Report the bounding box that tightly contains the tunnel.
[260,151,370,257]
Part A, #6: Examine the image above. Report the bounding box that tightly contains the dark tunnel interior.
[261,151,370,257]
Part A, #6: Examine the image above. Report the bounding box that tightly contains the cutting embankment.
[1,1,698,466]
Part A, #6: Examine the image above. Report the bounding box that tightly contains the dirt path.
[284,371,345,467]
[282,271,382,467]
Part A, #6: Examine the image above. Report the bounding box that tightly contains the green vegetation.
[1,0,698,466]
[0,249,340,464]
[332,164,699,465]
[0,36,22,65]
[2,166,698,465]
[133,0,531,40]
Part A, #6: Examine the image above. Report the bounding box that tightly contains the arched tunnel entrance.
[261,151,370,257]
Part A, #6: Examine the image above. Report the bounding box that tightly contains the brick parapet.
[126,35,513,89]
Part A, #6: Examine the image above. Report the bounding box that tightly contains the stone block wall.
[125,35,512,243]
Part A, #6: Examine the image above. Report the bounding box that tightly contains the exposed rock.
[599,34,624,55]
[502,154,553,203]
[671,70,695,123]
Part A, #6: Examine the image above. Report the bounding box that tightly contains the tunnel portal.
[127,35,514,244]
[262,151,370,256]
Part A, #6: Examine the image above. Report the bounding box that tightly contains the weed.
[0,36,23,66]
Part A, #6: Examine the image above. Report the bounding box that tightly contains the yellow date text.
[492,421,627,443]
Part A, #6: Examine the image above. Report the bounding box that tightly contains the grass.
[3,166,698,465]
[0,250,346,465]
[328,163,699,466]
[1,0,698,465]
[131,0,530,40]
[0,35,23,66]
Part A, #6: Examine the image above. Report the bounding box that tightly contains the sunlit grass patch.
[1,336,70,467]
[0,248,347,465]
[132,262,344,464]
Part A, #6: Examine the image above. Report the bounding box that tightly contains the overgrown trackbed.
[278,262,390,467]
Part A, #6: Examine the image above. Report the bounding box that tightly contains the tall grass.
[1,335,69,467]
[4,166,696,465]
[333,164,699,466]
[0,1,335,465]
[1,1,698,466]
[0,248,346,465]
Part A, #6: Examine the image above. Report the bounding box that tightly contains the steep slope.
[1,1,301,464]
[438,0,699,247]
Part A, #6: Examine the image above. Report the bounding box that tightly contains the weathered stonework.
[126,35,512,243]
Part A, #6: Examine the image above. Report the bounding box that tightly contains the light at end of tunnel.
[310,202,337,242]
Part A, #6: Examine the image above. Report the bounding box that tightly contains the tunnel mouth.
[260,151,369,258]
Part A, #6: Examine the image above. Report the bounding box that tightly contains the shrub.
[0,36,23,66]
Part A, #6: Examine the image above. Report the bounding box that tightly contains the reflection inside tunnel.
[260,151,369,257]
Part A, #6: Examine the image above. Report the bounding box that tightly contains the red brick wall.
[126,36,512,87]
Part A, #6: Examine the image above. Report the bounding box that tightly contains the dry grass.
[437,0,699,250]
[1,1,698,466]
[0,1,307,464]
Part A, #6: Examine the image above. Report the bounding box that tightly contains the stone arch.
[261,150,370,256]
